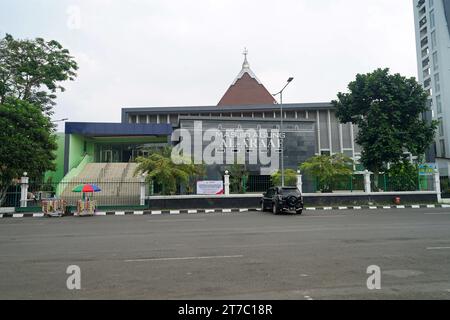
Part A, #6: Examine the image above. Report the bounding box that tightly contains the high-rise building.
[413,0,450,174]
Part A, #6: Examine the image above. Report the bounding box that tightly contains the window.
[440,140,446,158]
[431,31,437,49]
[439,118,444,137]
[434,73,440,92]
[437,95,442,114]
[424,78,432,88]
[432,51,439,70]
[430,11,435,29]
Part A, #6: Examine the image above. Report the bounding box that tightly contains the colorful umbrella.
[72,184,102,193]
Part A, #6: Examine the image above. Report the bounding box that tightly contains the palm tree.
[134,147,206,195]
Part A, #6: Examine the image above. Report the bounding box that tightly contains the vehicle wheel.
[273,203,280,215]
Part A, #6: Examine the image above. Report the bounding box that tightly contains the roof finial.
[242,47,249,68]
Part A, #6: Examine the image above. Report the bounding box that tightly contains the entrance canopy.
[65,122,173,137]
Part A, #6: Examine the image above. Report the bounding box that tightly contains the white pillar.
[20,174,29,208]
[140,174,146,206]
[364,170,371,194]
[434,169,442,203]
[297,171,303,194]
[224,171,230,196]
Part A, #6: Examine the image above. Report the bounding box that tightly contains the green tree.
[300,154,353,193]
[271,169,298,187]
[0,98,57,205]
[226,164,248,194]
[134,147,206,195]
[135,153,189,195]
[386,161,419,192]
[0,34,78,115]
[333,68,437,190]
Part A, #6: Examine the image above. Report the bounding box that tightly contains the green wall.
[68,134,95,172]
[44,133,65,183]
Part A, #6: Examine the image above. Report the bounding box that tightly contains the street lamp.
[52,118,69,123]
[273,77,294,187]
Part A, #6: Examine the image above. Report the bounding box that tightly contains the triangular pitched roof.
[218,54,277,106]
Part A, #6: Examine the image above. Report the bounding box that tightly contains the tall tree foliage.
[0,98,57,205]
[0,34,77,206]
[333,68,437,189]
[0,34,78,115]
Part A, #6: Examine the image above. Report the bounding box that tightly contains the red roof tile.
[218,55,277,106]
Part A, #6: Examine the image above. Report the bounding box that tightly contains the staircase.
[60,163,141,206]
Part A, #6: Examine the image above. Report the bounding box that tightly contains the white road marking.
[427,205,436,208]
[353,206,362,210]
[148,219,207,223]
[304,295,314,301]
[170,210,180,215]
[95,212,106,216]
[383,206,391,209]
[396,205,406,209]
[424,213,450,215]
[240,209,249,212]
[369,207,377,210]
[306,208,316,211]
[115,212,125,216]
[324,207,333,210]
[338,207,348,210]
[412,205,421,209]
[188,210,197,214]
[205,210,215,213]
[152,211,162,215]
[134,211,144,215]
[125,255,244,262]
[427,247,450,250]
[13,214,23,218]
[33,213,44,218]
[223,209,232,213]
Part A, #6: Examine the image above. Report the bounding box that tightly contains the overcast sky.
[1,0,418,131]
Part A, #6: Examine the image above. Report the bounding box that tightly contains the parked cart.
[42,199,66,217]
[72,184,101,217]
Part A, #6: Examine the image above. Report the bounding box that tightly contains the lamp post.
[52,118,69,123]
[273,77,294,187]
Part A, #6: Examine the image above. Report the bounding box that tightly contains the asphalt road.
[1,208,450,300]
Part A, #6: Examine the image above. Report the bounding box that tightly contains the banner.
[197,181,224,195]
[419,163,437,176]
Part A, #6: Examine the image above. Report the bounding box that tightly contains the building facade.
[413,0,450,174]
[56,54,362,192]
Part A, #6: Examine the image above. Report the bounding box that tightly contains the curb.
[305,204,450,211]
[1,204,449,219]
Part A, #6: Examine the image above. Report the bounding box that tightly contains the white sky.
[0,0,419,131]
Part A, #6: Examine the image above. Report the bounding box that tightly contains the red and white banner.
[197,181,224,195]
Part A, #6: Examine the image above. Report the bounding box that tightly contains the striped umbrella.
[72,184,102,193]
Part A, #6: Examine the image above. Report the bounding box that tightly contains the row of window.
[128,111,310,124]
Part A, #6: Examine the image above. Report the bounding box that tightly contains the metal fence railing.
[372,174,434,192]
[312,175,365,193]
[440,176,450,198]
[245,175,273,193]
[25,180,142,207]
[2,184,20,207]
